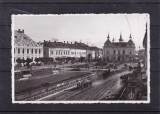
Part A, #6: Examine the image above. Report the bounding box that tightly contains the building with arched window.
[103,33,135,63]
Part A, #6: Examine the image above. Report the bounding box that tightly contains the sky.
[12,14,149,50]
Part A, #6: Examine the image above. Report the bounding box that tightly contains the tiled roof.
[14,30,42,47]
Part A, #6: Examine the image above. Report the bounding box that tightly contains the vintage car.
[77,79,92,89]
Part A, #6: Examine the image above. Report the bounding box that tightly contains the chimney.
[22,29,24,33]
[67,41,68,43]
[71,42,72,44]
[64,41,65,43]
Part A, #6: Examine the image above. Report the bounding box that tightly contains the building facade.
[14,29,101,64]
[43,41,100,60]
[14,29,43,64]
[43,41,88,59]
[103,33,135,63]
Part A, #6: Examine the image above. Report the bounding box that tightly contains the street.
[42,71,131,101]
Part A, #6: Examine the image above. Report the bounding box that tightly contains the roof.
[14,30,42,47]
[104,39,112,46]
[104,39,135,48]
[128,39,134,44]
[112,42,128,47]
[44,41,101,50]
[88,46,99,50]
[44,41,89,50]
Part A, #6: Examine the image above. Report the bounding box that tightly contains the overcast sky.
[12,14,149,50]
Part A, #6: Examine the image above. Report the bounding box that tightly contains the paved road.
[44,71,131,101]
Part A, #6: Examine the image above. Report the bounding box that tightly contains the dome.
[128,39,134,44]
[104,39,112,46]
[104,33,112,46]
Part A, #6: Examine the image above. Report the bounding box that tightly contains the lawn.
[15,71,91,94]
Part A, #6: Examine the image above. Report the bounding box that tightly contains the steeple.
[104,33,112,47]
[119,33,123,42]
[129,34,132,39]
[112,38,114,42]
[107,33,110,40]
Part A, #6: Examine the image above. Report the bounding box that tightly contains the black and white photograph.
[12,14,150,103]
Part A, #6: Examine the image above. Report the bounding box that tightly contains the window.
[113,50,116,54]
[39,49,41,54]
[31,49,33,54]
[118,50,120,55]
[14,48,15,54]
[56,51,58,55]
[18,48,20,54]
[123,50,125,55]
[27,49,29,54]
[51,50,53,55]
[22,48,24,54]
[35,49,37,54]
[130,52,132,55]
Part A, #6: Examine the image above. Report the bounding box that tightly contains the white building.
[43,41,87,59]
[14,29,43,63]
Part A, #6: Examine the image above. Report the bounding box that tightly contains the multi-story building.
[14,29,43,64]
[103,33,135,63]
[43,40,100,60]
[43,41,87,59]
[14,29,101,64]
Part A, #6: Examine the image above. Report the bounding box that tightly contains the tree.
[34,58,40,64]
[26,58,32,68]
[79,57,85,63]
[16,58,22,64]
[49,57,54,64]
[16,58,22,68]
[39,57,44,63]
[21,59,26,66]
[55,57,60,62]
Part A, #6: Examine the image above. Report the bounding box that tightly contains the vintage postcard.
[12,14,150,103]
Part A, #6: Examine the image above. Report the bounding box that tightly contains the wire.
[125,15,135,42]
